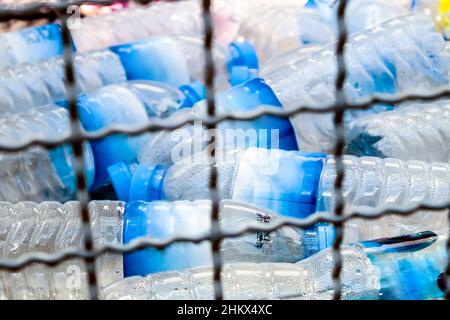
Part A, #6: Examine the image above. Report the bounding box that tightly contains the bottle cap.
[179,81,207,108]
[219,78,298,150]
[129,164,167,201]
[229,65,258,86]
[107,161,133,201]
[227,40,259,77]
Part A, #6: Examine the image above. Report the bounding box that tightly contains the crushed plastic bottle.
[122,199,332,276]
[0,24,63,67]
[0,105,94,202]
[237,5,335,63]
[0,201,124,299]
[101,231,448,300]
[258,14,450,152]
[346,99,450,162]
[117,147,450,219]
[0,50,127,116]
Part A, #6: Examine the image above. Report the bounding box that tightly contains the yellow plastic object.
[436,0,450,38]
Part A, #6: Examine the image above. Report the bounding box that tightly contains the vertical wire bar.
[59,11,98,300]
[200,0,223,300]
[331,0,348,301]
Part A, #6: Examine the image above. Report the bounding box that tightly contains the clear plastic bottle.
[258,14,450,152]
[77,80,201,192]
[237,5,335,63]
[70,0,307,50]
[310,0,412,36]
[108,35,253,90]
[105,78,299,201]
[0,201,124,299]
[346,99,450,163]
[0,50,127,116]
[0,24,63,67]
[0,79,203,200]
[0,105,95,202]
[345,0,410,34]
[120,148,450,221]
[101,231,447,300]
[122,199,332,276]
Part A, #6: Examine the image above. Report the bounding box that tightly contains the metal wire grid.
[0,0,449,300]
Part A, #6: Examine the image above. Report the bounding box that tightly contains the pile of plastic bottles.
[0,0,450,300]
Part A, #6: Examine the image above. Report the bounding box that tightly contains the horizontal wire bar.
[1,87,450,152]
[0,200,448,271]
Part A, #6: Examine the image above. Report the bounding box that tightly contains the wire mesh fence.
[0,0,449,300]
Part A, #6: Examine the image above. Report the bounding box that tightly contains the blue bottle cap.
[218,78,298,150]
[229,65,258,86]
[129,164,167,201]
[179,81,207,108]
[107,161,133,202]
[227,40,259,75]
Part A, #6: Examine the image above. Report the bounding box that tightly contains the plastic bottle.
[0,24,63,67]
[0,199,324,298]
[0,105,94,202]
[0,201,124,299]
[309,0,412,36]
[101,231,448,300]
[0,50,127,116]
[119,148,450,220]
[122,199,333,276]
[346,99,450,162]
[77,80,206,193]
[237,5,335,63]
[108,36,258,89]
[104,78,299,201]
[345,0,410,34]
[70,0,307,51]
[0,34,257,115]
[258,14,450,152]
